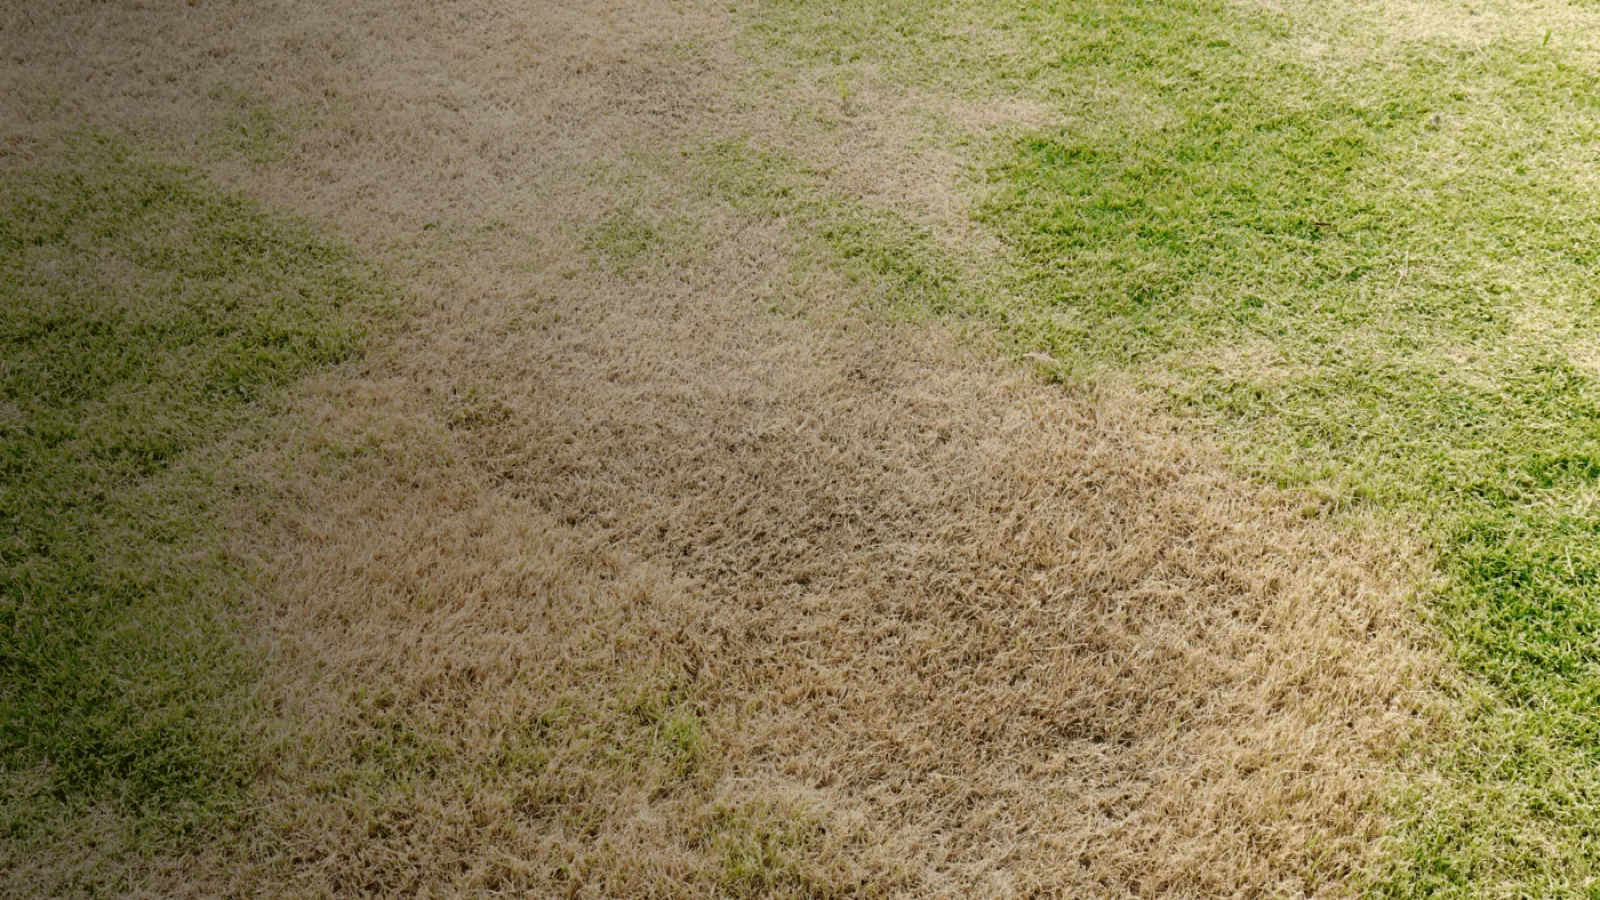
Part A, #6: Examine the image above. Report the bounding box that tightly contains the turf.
[7,0,1597,891]
[0,135,392,878]
[741,0,1600,893]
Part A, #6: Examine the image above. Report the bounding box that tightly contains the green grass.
[699,801,836,900]
[696,140,967,323]
[587,208,671,273]
[584,204,703,275]
[0,135,393,878]
[203,85,300,167]
[736,0,1600,894]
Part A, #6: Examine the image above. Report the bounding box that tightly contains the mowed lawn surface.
[0,138,390,881]
[748,0,1600,892]
[8,0,1600,895]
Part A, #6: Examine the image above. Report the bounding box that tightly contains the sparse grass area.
[739,0,1600,893]
[0,135,391,888]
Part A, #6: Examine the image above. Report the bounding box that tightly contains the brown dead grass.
[2,0,1441,896]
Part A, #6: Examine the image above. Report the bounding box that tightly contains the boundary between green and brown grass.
[731,0,1600,893]
[0,133,396,891]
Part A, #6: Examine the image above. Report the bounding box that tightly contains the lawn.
[0,136,391,885]
[10,0,1600,893]
[743,0,1600,893]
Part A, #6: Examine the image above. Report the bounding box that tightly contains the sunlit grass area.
[13,0,1600,891]
[743,0,1600,892]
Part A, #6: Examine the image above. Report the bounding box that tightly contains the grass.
[202,85,300,167]
[699,801,834,899]
[0,0,1452,893]
[587,208,671,273]
[734,0,1600,894]
[585,205,702,275]
[696,140,967,323]
[0,134,392,882]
